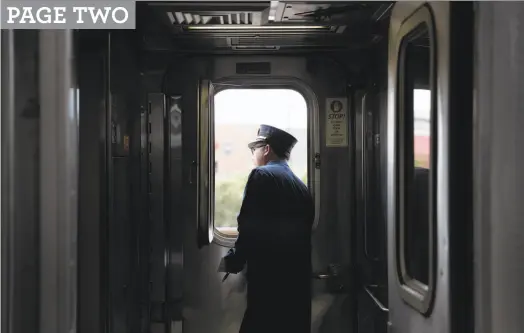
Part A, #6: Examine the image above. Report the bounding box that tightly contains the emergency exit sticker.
[325,98,348,147]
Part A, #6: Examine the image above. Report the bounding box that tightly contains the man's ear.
[262,145,271,156]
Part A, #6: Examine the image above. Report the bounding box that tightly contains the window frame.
[209,77,320,248]
[394,4,437,315]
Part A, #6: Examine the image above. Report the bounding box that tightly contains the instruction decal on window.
[325,98,348,147]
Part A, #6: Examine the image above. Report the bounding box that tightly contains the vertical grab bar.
[362,94,379,262]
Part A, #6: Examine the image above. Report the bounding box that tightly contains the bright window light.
[214,88,308,235]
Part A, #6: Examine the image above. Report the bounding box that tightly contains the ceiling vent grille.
[166,11,262,25]
[231,37,283,46]
[227,36,342,49]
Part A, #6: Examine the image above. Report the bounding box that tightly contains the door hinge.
[387,321,393,333]
[314,153,321,169]
[366,133,380,150]
[311,263,351,294]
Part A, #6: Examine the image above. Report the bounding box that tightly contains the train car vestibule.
[3,2,524,333]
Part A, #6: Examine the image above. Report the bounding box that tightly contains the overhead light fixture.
[185,25,329,30]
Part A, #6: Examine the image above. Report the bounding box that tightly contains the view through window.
[414,88,430,169]
[402,27,432,288]
[214,88,308,235]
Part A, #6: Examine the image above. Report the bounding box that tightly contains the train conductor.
[221,124,315,333]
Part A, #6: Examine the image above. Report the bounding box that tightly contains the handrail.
[362,95,379,262]
[364,285,389,313]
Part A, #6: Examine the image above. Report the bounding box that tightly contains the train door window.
[397,21,435,313]
[213,88,308,238]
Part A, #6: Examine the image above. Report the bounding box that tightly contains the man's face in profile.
[251,144,268,167]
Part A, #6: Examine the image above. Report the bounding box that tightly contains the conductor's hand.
[223,248,244,274]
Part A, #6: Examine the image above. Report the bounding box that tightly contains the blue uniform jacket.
[224,160,314,333]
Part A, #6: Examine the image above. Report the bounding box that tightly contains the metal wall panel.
[1,29,15,333]
[1,28,81,333]
[14,32,41,333]
[139,71,183,331]
[355,89,389,333]
[148,93,168,323]
[387,2,474,333]
[108,31,144,333]
[387,2,451,332]
[78,31,110,333]
[1,29,41,333]
[78,30,144,333]
[39,29,79,333]
[142,93,185,333]
[474,3,524,333]
[167,95,184,322]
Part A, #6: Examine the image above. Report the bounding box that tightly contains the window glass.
[400,25,432,286]
[214,89,308,236]
[414,89,431,169]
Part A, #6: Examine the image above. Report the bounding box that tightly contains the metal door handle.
[364,285,389,313]
[311,263,342,280]
[312,273,331,280]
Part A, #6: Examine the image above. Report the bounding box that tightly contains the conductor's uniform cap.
[248,124,298,159]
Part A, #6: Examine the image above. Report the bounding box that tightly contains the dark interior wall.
[141,53,213,331]
[108,30,144,333]
[302,55,357,333]
[8,29,40,333]
[78,30,144,333]
[78,30,108,333]
[353,39,390,333]
[357,39,389,284]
